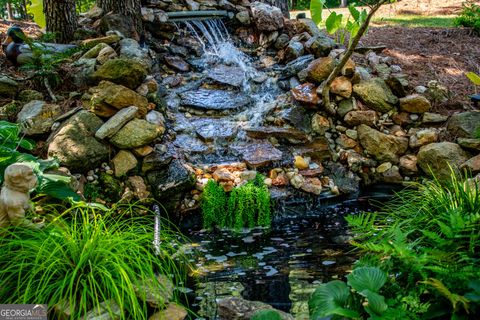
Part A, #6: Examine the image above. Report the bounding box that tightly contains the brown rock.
[294,155,309,170]
[127,176,150,200]
[301,177,322,195]
[149,304,187,320]
[311,113,330,135]
[330,76,352,98]
[357,124,409,163]
[112,150,138,177]
[392,112,413,126]
[409,129,438,148]
[341,59,356,77]
[336,134,357,149]
[307,56,335,84]
[165,56,190,72]
[461,155,480,174]
[291,83,320,106]
[213,168,235,182]
[344,110,377,126]
[399,154,418,176]
[132,145,154,157]
[399,94,431,113]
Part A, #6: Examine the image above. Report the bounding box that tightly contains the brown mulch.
[360,26,480,110]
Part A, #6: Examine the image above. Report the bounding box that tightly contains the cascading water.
[180,19,279,130]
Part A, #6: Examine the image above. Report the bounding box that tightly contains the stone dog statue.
[0,163,41,229]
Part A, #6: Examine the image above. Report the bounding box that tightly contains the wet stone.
[232,143,283,168]
[180,89,251,111]
[245,126,309,143]
[174,134,211,154]
[208,65,246,87]
[192,118,238,142]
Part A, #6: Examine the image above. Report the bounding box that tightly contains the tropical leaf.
[466,72,480,86]
[308,280,360,319]
[347,267,387,293]
[359,289,388,316]
[310,0,326,25]
[325,12,343,34]
[348,4,360,20]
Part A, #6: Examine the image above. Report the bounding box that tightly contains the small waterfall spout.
[153,204,162,256]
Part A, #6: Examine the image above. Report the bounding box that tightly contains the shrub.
[313,173,480,318]
[251,309,282,320]
[0,203,188,319]
[201,176,271,230]
[455,1,480,34]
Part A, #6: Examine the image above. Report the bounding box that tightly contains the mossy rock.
[0,101,22,121]
[251,309,282,320]
[92,58,148,90]
[99,172,123,202]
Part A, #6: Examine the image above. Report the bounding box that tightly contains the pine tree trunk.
[44,0,77,43]
[6,2,14,20]
[96,0,142,34]
[340,0,348,7]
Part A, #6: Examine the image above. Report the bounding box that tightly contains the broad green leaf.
[251,309,282,320]
[37,177,81,201]
[359,289,388,316]
[325,12,343,34]
[466,72,480,86]
[310,0,326,25]
[308,280,360,319]
[347,267,387,293]
[348,4,360,20]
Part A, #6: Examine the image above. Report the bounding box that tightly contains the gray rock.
[217,297,294,320]
[72,58,97,87]
[284,41,304,61]
[82,300,121,320]
[48,111,109,172]
[283,55,314,77]
[147,160,195,201]
[422,112,448,124]
[180,89,251,111]
[447,112,480,138]
[17,100,62,135]
[337,98,356,118]
[251,1,284,31]
[119,38,151,70]
[134,274,174,308]
[457,138,480,151]
[353,79,398,113]
[305,35,336,58]
[0,76,18,98]
[417,142,470,180]
[274,33,290,49]
[112,150,138,177]
[344,110,377,127]
[95,106,138,139]
[208,65,245,87]
[146,110,165,126]
[232,142,283,168]
[236,10,251,25]
[110,119,163,149]
[358,124,408,163]
[409,128,438,148]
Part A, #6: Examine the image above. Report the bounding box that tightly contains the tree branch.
[321,0,388,115]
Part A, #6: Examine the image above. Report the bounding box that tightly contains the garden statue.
[0,163,42,229]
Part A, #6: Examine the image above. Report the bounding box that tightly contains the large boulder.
[353,79,398,113]
[48,111,110,172]
[250,1,284,31]
[357,124,408,163]
[17,100,62,135]
[447,112,480,138]
[84,81,149,118]
[417,142,470,180]
[109,118,164,149]
[92,58,148,90]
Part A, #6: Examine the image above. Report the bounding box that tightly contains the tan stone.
[344,110,377,126]
[112,150,138,177]
[291,83,320,106]
[132,146,154,157]
[330,76,352,98]
[307,56,335,84]
[294,155,309,170]
[311,113,330,135]
[400,94,431,113]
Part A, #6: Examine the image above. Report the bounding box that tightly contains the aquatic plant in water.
[201,176,271,230]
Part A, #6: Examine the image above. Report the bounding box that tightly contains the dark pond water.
[181,186,396,319]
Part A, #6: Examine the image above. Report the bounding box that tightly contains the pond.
[181,186,394,319]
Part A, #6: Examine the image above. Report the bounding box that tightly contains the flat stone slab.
[174,134,211,154]
[208,65,245,87]
[192,118,238,142]
[180,89,251,111]
[232,142,283,167]
[245,126,309,143]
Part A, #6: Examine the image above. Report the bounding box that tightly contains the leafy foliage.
[341,173,480,318]
[251,309,282,320]
[455,1,480,34]
[0,120,79,201]
[0,203,189,319]
[201,176,271,230]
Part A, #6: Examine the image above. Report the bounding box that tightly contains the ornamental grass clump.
[0,202,188,319]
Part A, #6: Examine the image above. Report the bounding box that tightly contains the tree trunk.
[96,0,142,34]
[340,0,348,7]
[259,0,290,18]
[6,2,14,20]
[44,0,77,43]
